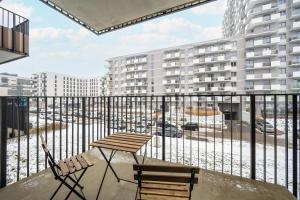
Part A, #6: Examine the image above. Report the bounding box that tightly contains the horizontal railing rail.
[0,94,299,198]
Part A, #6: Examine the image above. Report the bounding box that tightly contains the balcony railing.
[0,7,29,61]
[0,94,299,198]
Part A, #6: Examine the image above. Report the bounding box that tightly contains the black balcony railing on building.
[0,7,29,62]
[0,94,299,198]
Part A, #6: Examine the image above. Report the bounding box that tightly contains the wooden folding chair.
[133,164,199,200]
[40,135,94,200]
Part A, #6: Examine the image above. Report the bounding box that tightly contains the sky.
[0,0,226,78]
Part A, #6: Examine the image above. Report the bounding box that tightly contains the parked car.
[181,122,199,131]
[131,125,149,133]
[156,127,183,138]
[256,120,274,133]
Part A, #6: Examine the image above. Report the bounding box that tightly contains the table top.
[89,132,152,153]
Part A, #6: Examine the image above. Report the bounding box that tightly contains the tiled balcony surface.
[0,149,295,200]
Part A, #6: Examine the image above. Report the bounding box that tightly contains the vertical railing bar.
[112,97,115,134]
[274,94,277,184]
[0,97,8,188]
[72,97,74,156]
[107,97,109,136]
[292,94,298,197]
[263,95,266,182]
[135,96,137,134]
[150,96,153,158]
[145,96,147,157]
[222,96,224,173]
[59,97,62,160]
[88,98,90,150]
[45,97,47,168]
[162,96,166,161]
[17,97,20,181]
[170,96,172,162]
[197,96,200,168]
[52,97,55,161]
[77,97,79,155]
[66,97,68,158]
[205,97,207,170]
[176,96,178,163]
[36,97,39,173]
[183,95,185,165]
[97,97,99,140]
[125,96,128,133]
[92,97,95,143]
[230,95,232,175]
[190,95,192,166]
[285,95,288,188]
[82,97,86,152]
[100,97,102,139]
[156,96,158,159]
[26,97,30,177]
[240,95,243,177]
[250,95,256,180]
[104,97,106,138]
[214,96,216,171]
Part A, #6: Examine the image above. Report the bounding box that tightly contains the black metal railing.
[0,94,299,198]
[0,7,29,58]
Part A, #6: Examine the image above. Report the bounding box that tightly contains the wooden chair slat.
[139,194,189,200]
[65,158,76,173]
[142,182,188,191]
[141,188,189,198]
[58,160,69,176]
[70,156,82,171]
[81,154,94,166]
[134,174,198,184]
[89,142,138,153]
[133,164,200,173]
[76,155,88,168]
[142,181,186,186]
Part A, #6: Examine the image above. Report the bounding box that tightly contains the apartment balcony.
[291,46,300,54]
[204,77,211,82]
[165,70,180,77]
[126,57,147,65]
[293,0,300,6]
[0,7,29,64]
[292,21,300,30]
[162,62,181,68]
[162,79,179,85]
[292,71,300,78]
[164,52,180,60]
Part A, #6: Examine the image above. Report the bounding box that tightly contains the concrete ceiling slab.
[39,0,215,35]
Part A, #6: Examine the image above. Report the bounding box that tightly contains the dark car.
[181,122,199,131]
[156,127,183,138]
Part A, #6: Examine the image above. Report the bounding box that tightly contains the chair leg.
[55,176,86,200]
[67,173,84,189]
[50,177,67,200]
[65,169,87,199]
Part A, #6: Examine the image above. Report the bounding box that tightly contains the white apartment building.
[0,73,32,96]
[31,72,102,96]
[224,0,300,93]
[107,38,241,96]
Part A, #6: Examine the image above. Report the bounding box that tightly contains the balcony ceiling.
[39,0,215,35]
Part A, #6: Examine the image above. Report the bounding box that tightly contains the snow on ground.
[6,123,299,194]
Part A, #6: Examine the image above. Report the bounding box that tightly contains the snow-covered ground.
[6,123,299,195]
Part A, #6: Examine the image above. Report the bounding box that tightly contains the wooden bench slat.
[81,154,94,166]
[89,142,138,153]
[140,188,189,198]
[70,156,82,171]
[76,155,88,168]
[133,164,200,173]
[58,160,69,176]
[65,158,76,173]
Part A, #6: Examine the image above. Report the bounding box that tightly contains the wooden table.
[89,132,152,199]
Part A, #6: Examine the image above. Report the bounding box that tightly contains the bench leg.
[50,177,67,200]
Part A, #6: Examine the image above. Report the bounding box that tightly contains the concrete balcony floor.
[0,149,295,200]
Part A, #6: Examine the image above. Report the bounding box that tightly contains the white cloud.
[191,0,226,15]
[121,17,222,50]
[31,27,90,41]
[1,0,33,18]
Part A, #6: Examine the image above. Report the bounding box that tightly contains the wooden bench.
[133,164,199,200]
[40,135,94,200]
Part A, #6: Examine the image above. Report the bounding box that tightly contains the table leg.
[96,149,118,200]
[98,148,120,182]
